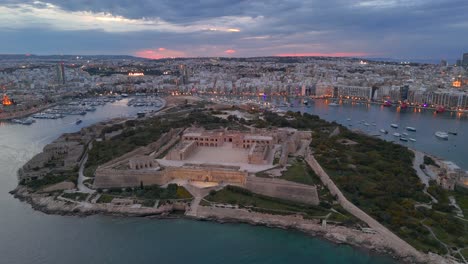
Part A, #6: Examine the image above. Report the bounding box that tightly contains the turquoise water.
[5,98,459,264]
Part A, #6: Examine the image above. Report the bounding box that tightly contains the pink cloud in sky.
[276,52,369,57]
[135,48,186,59]
[224,49,236,54]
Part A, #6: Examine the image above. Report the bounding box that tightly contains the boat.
[328,102,339,106]
[303,100,309,105]
[22,118,35,125]
[409,138,416,142]
[400,137,408,142]
[363,122,370,126]
[436,106,445,113]
[406,127,416,132]
[85,106,96,112]
[346,118,351,121]
[393,133,401,137]
[435,131,448,140]
[390,123,399,128]
[402,132,409,136]
[383,100,392,107]
[75,119,82,125]
[380,129,388,134]
[137,111,146,118]
[448,132,458,136]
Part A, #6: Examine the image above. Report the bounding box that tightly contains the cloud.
[276,52,371,57]
[135,48,187,59]
[0,0,467,59]
[0,1,255,33]
[224,49,236,54]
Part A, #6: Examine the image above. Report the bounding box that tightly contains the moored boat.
[436,106,445,113]
[380,129,388,134]
[406,127,416,132]
[409,138,416,142]
[400,137,408,142]
[390,123,399,128]
[435,131,448,140]
[75,119,82,125]
[393,132,401,137]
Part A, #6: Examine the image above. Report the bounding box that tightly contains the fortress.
[93,126,318,205]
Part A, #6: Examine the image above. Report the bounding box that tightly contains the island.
[11,96,468,264]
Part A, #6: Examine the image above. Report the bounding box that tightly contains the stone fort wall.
[245,176,319,205]
[94,169,169,188]
[94,166,247,188]
[166,167,247,185]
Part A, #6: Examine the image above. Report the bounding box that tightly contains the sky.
[0,0,467,60]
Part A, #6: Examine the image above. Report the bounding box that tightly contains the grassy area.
[83,178,94,188]
[176,186,193,199]
[460,248,468,260]
[98,184,192,203]
[22,173,77,191]
[205,185,359,224]
[84,165,97,178]
[453,191,468,217]
[279,158,321,185]
[61,192,89,201]
[97,194,114,203]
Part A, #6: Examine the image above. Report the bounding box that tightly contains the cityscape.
[1,1,468,264]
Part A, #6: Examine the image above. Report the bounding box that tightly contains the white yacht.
[380,129,388,134]
[435,131,448,140]
[393,132,401,137]
[390,123,399,128]
[406,127,416,132]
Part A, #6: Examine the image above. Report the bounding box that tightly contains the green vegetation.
[424,155,439,167]
[280,158,320,185]
[206,185,358,225]
[23,172,77,191]
[96,184,192,204]
[254,110,468,255]
[461,248,468,260]
[97,194,114,203]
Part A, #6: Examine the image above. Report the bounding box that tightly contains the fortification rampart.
[245,176,319,205]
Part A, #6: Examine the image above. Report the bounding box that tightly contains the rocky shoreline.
[10,186,452,264]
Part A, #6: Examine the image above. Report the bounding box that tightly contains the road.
[77,154,95,194]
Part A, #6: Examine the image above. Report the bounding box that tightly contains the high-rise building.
[462,53,468,67]
[179,64,189,85]
[56,62,65,85]
[400,85,409,101]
